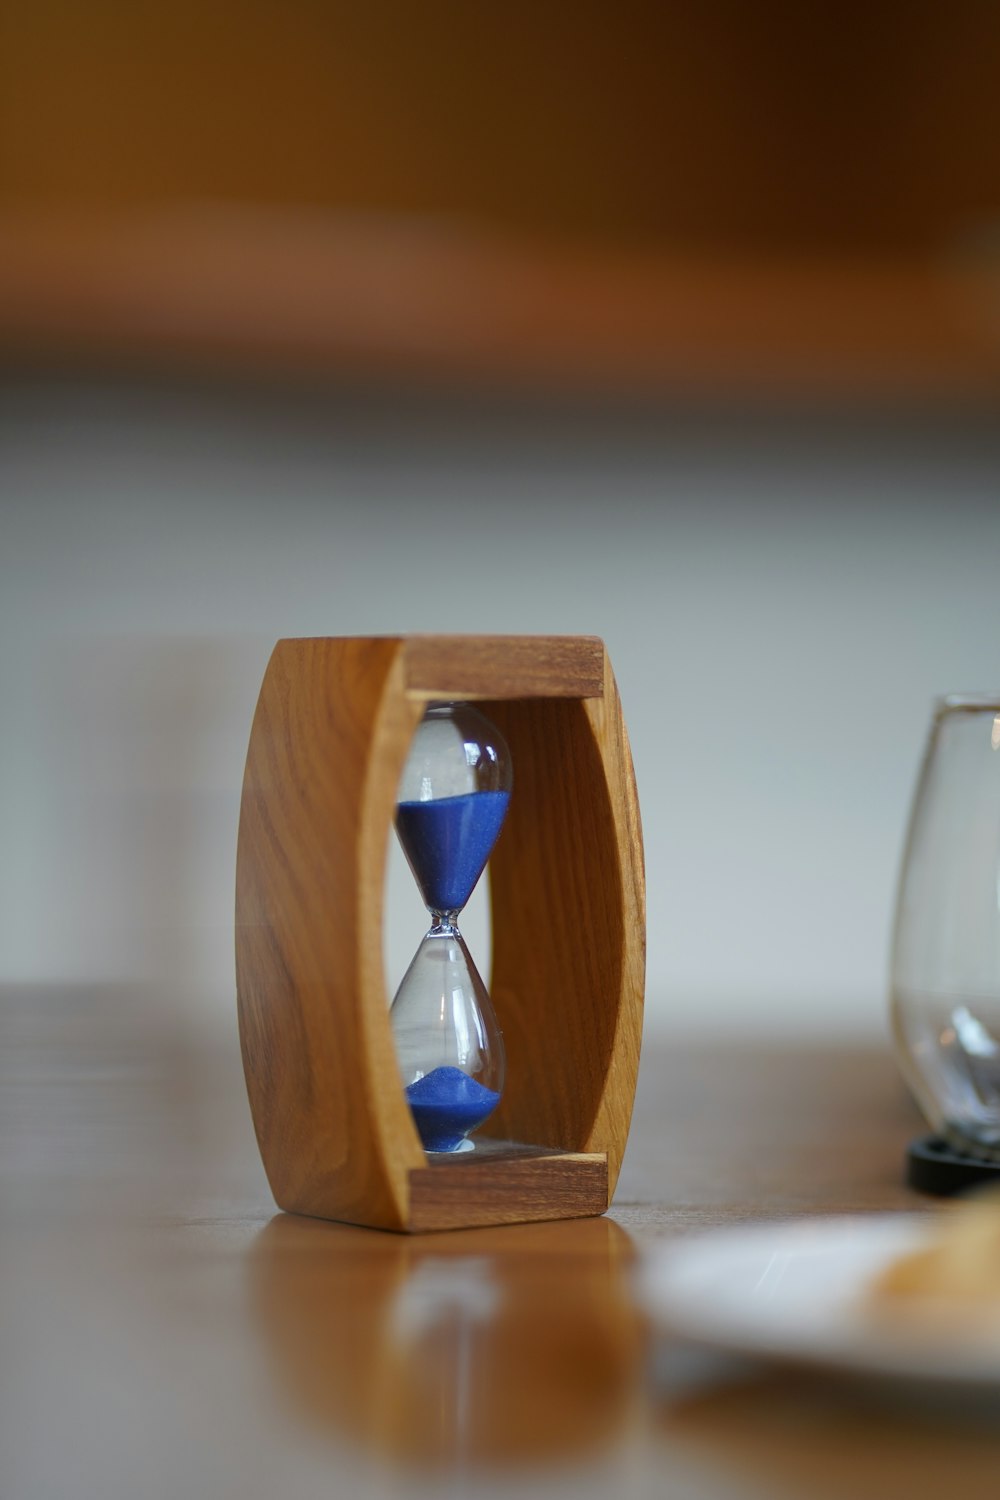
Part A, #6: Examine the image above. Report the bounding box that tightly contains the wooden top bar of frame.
[401,635,605,701]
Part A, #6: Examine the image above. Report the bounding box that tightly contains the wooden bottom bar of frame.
[406,1140,609,1232]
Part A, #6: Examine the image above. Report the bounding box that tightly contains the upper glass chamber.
[394,702,513,919]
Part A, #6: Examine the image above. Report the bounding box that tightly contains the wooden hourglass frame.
[236,636,645,1232]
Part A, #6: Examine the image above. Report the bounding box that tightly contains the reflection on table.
[6,984,1000,1498]
[249,1213,644,1468]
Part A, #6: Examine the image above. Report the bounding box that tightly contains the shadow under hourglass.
[247,1212,645,1470]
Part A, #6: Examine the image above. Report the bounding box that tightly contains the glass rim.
[934,693,1000,716]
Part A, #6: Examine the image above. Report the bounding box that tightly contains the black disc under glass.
[906,1135,1000,1196]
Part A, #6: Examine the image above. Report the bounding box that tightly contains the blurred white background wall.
[4,373,1000,1039]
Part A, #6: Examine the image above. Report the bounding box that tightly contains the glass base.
[906,1134,1000,1195]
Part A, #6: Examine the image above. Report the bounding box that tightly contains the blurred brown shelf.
[2,210,1000,400]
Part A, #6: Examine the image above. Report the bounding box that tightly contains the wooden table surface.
[4,986,996,1500]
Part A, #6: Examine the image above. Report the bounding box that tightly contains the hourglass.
[391,703,511,1154]
[236,635,644,1232]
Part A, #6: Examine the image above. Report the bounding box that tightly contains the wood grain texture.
[483,654,646,1197]
[235,635,645,1231]
[402,635,605,700]
[12,989,990,1500]
[408,1144,608,1232]
[236,637,426,1230]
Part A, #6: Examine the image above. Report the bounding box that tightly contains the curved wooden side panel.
[582,657,646,1194]
[484,649,645,1199]
[236,636,425,1230]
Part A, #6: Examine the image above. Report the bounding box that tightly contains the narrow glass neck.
[428,911,461,936]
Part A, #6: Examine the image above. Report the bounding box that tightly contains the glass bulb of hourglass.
[390,703,511,1153]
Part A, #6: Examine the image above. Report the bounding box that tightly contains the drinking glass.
[892,696,1000,1158]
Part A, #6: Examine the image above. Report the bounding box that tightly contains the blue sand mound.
[405,1065,501,1153]
[395,790,510,914]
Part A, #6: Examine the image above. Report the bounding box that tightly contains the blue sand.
[396,790,510,914]
[405,1065,501,1152]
